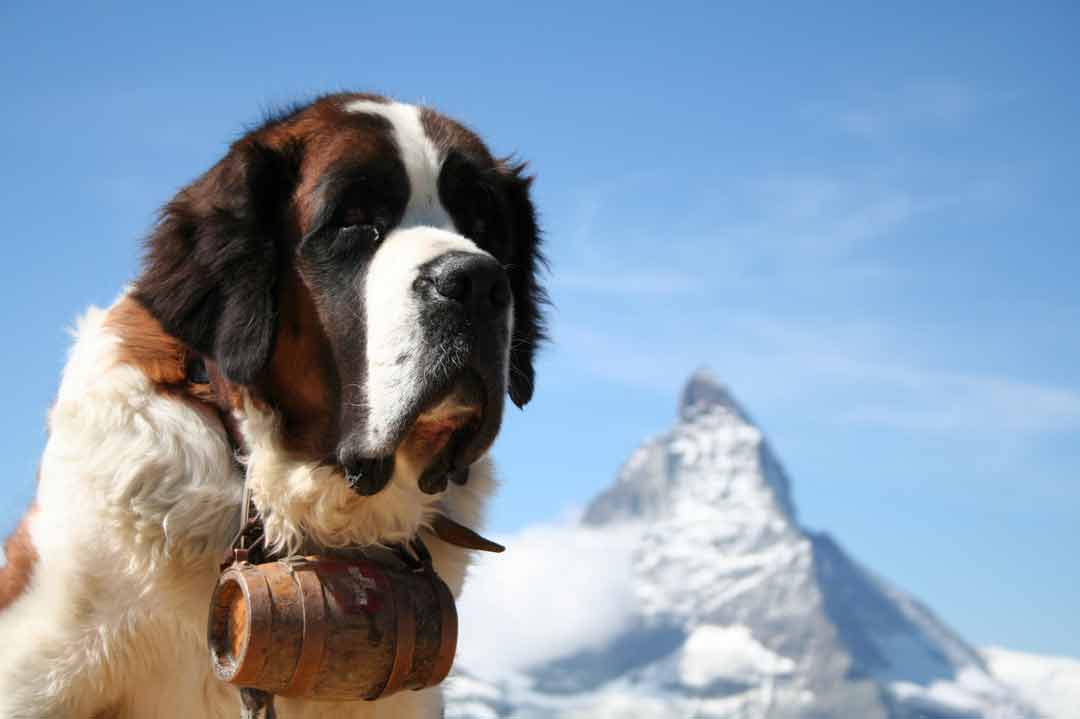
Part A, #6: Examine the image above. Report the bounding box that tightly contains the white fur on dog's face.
[363,225,502,451]
[345,100,454,230]
[347,98,501,451]
[325,100,513,467]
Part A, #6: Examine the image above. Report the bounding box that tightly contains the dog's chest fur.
[0,301,491,719]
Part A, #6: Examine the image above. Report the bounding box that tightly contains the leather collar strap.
[222,509,505,569]
[430,514,505,554]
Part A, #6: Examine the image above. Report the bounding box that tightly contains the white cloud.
[809,79,982,138]
[455,519,640,678]
[983,646,1080,719]
[726,176,925,260]
[553,170,934,308]
[679,625,795,688]
[729,314,1080,433]
[544,118,1064,443]
[552,313,1080,436]
[842,372,1080,434]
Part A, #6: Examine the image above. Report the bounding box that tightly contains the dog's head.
[133,94,544,545]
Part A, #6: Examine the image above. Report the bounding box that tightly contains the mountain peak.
[583,371,796,526]
[679,368,750,422]
[451,370,1037,719]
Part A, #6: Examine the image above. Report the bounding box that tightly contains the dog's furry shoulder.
[0,305,495,719]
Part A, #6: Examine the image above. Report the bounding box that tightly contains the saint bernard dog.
[0,93,545,718]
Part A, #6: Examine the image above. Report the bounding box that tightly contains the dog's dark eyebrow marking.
[306,161,386,235]
[307,163,374,229]
[307,159,408,236]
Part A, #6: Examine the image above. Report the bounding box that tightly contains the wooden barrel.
[207,557,457,700]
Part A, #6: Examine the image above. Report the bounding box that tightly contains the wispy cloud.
[842,373,1080,434]
[730,175,927,257]
[552,313,1080,437]
[543,94,1063,442]
[555,169,937,304]
[807,79,983,138]
[737,314,1080,433]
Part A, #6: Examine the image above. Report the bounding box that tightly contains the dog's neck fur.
[239,393,447,556]
[0,294,493,718]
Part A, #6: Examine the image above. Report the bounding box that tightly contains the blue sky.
[1,2,1077,658]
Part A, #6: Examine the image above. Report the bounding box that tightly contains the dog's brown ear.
[134,138,299,386]
[500,162,547,408]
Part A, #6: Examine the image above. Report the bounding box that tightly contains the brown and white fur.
[0,93,546,719]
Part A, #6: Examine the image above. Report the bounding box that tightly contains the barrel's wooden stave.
[207,556,456,701]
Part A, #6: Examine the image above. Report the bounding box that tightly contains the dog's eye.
[298,221,383,264]
[338,205,372,228]
[336,222,383,245]
[336,206,387,243]
[316,220,385,262]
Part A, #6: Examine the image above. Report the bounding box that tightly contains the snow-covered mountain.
[447,371,1076,718]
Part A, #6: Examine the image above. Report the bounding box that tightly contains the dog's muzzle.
[338,247,512,497]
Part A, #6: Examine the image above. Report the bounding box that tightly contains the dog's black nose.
[424,251,510,318]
